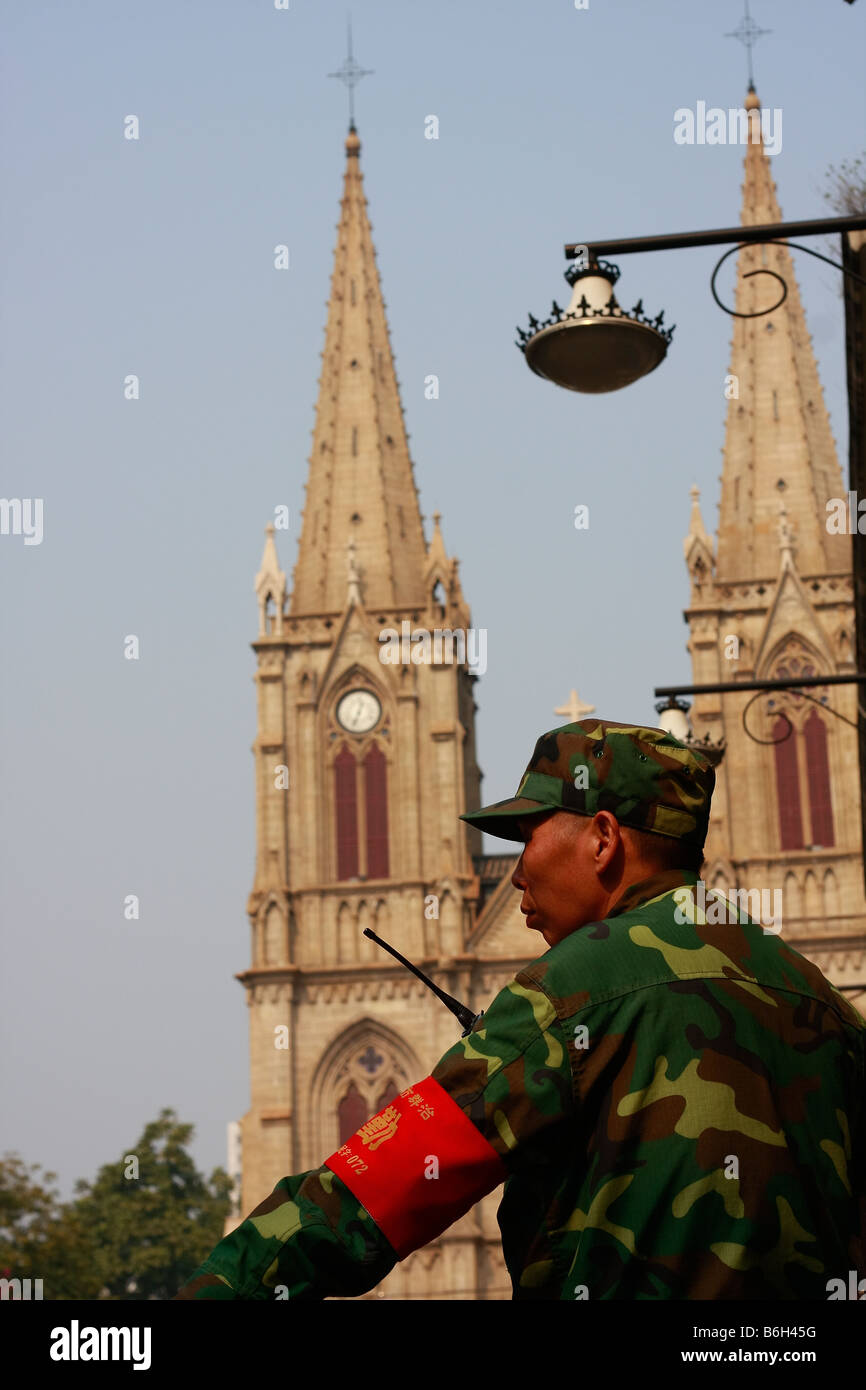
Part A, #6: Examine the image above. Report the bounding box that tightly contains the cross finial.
[725,1,771,91]
[554,689,596,725]
[328,18,373,131]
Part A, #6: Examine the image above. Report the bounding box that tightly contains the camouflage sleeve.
[430,974,573,1177]
[173,1167,399,1300]
[174,972,571,1299]
[324,973,572,1263]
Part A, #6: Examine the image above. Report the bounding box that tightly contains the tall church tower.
[237,123,499,1296]
[683,87,866,1006]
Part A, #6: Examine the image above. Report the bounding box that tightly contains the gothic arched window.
[804,710,835,847]
[773,716,804,850]
[363,744,389,879]
[768,648,835,852]
[335,744,359,879]
[338,1081,368,1146]
[263,904,284,965]
[375,1079,399,1111]
[772,644,839,850]
[334,1045,408,1146]
[334,739,389,881]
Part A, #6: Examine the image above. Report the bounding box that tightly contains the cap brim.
[459,797,555,843]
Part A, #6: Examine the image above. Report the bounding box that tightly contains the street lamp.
[518,211,866,885]
[654,695,692,744]
[517,214,866,394]
[518,258,673,394]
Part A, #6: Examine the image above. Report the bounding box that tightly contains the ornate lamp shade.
[655,696,726,769]
[518,260,674,394]
[655,696,692,743]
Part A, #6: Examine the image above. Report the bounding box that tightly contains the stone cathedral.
[232,96,866,1299]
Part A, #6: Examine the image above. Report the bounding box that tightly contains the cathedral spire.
[254,521,287,636]
[683,483,716,593]
[685,484,714,555]
[289,129,429,615]
[714,86,849,582]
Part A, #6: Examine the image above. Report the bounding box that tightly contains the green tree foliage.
[0,1153,102,1298]
[0,1109,231,1300]
[0,1153,61,1247]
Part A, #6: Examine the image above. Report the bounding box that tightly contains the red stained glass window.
[375,1080,400,1112]
[804,711,834,847]
[338,1082,367,1145]
[773,716,804,850]
[335,744,359,879]
[364,744,389,879]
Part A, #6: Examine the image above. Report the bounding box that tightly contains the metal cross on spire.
[328,18,373,131]
[725,0,771,91]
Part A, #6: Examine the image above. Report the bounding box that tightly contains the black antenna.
[363,928,483,1037]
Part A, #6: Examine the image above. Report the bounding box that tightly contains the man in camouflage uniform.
[175,719,865,1300]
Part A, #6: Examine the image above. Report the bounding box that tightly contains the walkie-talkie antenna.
[362,928,483,1037]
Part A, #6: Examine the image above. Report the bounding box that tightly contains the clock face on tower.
[336,689,382,734]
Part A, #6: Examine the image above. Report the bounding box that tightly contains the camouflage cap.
[460,718,714,848]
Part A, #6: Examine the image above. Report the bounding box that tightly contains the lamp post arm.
[566,214,866,261]
[654,674,866,697]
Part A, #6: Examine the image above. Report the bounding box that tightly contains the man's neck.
[607,867,701,920]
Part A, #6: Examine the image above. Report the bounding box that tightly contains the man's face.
[511,810,605,948]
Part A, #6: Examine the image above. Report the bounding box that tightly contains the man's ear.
[593,811,622,870]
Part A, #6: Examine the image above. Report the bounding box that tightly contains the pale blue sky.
[2,0,864,1199]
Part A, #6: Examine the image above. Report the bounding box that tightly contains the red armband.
[324,1076,506,1258]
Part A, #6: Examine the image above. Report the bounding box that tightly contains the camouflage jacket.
[175,869,866,1300]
